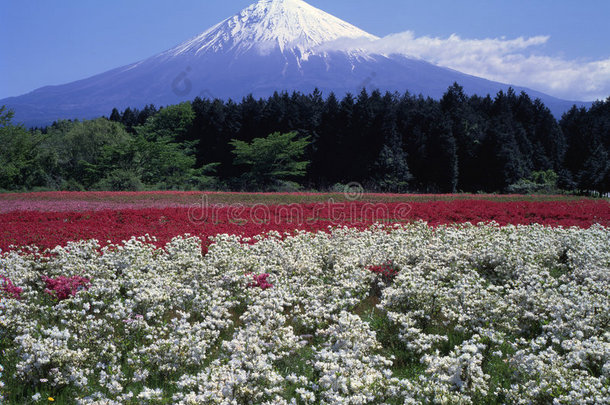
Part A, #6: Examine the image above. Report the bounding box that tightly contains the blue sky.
[1,0,609,101]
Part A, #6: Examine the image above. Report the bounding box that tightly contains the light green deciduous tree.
[230,131,310,190]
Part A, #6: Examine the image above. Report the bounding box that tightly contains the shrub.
[507,170,559,194]
[95,169,144,191]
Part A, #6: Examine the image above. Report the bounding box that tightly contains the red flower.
[368,262,400,281]
[1,194,608,253]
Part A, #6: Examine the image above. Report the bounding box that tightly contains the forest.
[1,83,609,194]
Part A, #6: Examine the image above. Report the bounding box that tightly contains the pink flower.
[248,273,273,290]
[0,275,23,300]
[42,275,90,301]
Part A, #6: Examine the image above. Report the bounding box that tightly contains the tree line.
[1,83,609,194]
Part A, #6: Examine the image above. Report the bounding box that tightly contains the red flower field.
[1,192,608,252]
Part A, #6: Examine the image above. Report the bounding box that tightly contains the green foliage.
[132,102,215,189]
[508,170,560,194]
[132,134,195,188]
[94,169,144,191]
[37,118,133,189]
[230,131,310,190]
[0,106,43,190]
[560,100,610,194]
[4,87,609,193]
[0,104,216,191]
[0,105,13,126]
[139,102,195,142]
[373,142,412,192]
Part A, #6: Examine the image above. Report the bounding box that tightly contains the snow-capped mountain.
[166,0,378,59]
[1,0,588,126]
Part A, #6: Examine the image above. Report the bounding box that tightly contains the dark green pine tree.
[346,89,373,182]
[579,99,609,193]
[372,122,412,192]
[425,114,458,193]
[310,92,341,185]
[561,106,590,185]
[261,92,288,135]
[398,95,429,191]
[121,107,138,133]
[137,104,158,126]
[560,103,610,193]
[477,90,528,191]
[531,99,566,172]
[441,83,485,192]
[332,93,356,183]
[109,108,121,122]
[238,94,266,142]
[578,145,609,193]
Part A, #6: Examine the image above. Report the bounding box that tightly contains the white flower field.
[1,222,609,404]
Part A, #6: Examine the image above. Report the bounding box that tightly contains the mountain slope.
[1,0,589,126]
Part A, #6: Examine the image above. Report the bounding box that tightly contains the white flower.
[1,223,608,403]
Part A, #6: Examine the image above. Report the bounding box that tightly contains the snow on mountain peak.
[167,0,378,59]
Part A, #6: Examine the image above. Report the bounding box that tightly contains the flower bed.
[1,199,608,252]
[1,223,608,404]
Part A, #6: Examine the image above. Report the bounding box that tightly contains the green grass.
[274,345,318,402]
[0,190,598,207]
[353,295,425,380]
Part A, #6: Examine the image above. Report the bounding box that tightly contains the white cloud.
[321,32,610,101]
